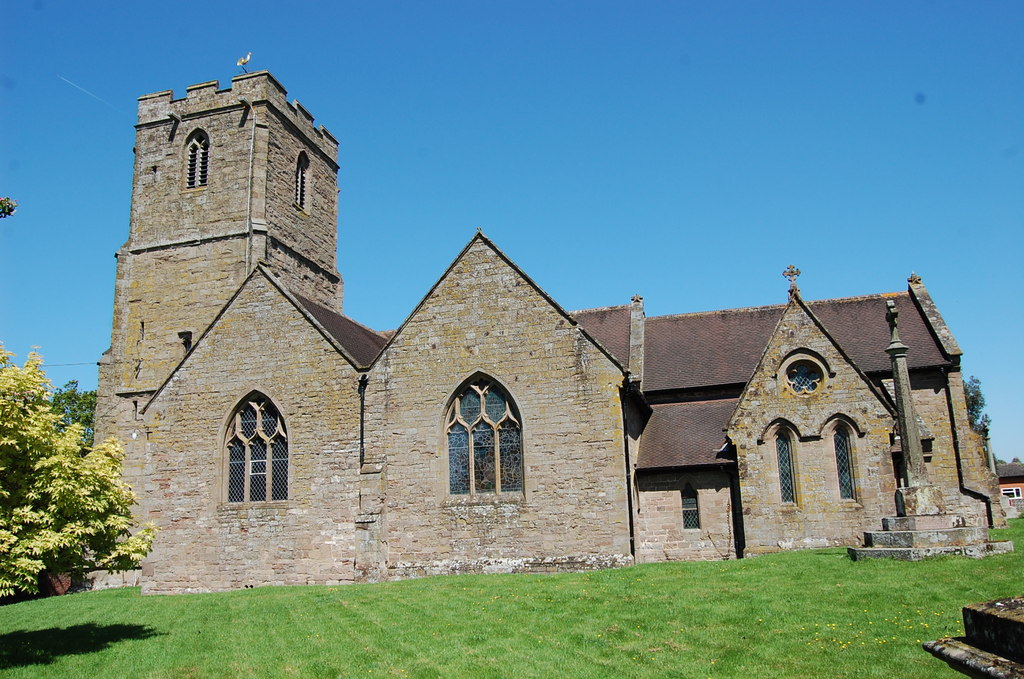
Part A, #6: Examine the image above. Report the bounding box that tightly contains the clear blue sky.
[1,2,1021,459]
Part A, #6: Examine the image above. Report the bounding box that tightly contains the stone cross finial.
[886,299,901,345]
[783,265,801,289]
[908,272,922,285]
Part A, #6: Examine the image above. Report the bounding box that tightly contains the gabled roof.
[636,399,738,469]
[638,291,951,393]
[367,232,626,373]
[997,462,1024,479]
[571,305,631,371]
[293,294,389,369]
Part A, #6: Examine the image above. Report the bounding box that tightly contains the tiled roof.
[572,305,631,369]
[293,294,389,368]
[997,462,1024,479]
[636,399,738,469]
[642,291,951,392]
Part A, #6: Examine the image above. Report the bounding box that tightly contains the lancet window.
[446,378,523,496]
[186,131,210,188]
[834,426,855,500]
[226,394,288,502]
[776,432,796,503]
[295,152,309,209]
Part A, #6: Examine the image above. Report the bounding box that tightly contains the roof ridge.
[571,304,631,314]
[647,291,909,322]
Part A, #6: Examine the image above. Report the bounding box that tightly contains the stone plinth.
[896,485,946,516]
[848,509,1013,561]
[924,598,1024,678]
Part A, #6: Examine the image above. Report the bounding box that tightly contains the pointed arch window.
[776,432,796,503]
[226,394,288,502]
[681,484,700,529]
[294,151,309,209]
[186,132,210,188]
[446,378,523,496]
[834,425,855,500]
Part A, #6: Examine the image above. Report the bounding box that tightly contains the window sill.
[217,501,292,512]
[443,494,524,508]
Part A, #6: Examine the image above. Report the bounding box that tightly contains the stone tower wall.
[97,72,342,446]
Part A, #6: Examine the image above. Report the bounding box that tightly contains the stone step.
[865,526,988,549]
[882,514,966,531]
[962,598,1024,664]
[849,541,1014,562]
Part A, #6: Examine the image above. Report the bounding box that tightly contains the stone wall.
[137,272,361,593]
[366,237,633,577]
[635,470,736,561]
[729,296,897,555]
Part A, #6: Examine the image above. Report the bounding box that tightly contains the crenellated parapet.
[136,71,338,165]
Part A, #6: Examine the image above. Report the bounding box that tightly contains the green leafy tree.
[0,197,16,218]
[964,375,991,436]
[51,380,96,449]
[0,348,155,596]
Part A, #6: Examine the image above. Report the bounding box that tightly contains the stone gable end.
[139,271,362,593]
[728,296,897,554]
[366,236,633,576]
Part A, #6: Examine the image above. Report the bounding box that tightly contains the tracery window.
[294,152,309,209]
[446,378,522,495]
[226,394,288,502]
[186,131,210,188]
[786,360,822,394]
[834,426,855,500]
[681,484,700,529]
[776,432,796,503]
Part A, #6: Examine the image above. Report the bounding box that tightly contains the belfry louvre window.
[834,426,855,500]
[776,433,796,503]
[226,394,288,502]
[295,152,309,209]
[681,485,700,529]
[446,379,523,495]
[186,132,210,188]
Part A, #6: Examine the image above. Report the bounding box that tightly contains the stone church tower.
[96,71,342,445]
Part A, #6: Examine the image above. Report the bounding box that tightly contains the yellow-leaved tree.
[0,347,155,596]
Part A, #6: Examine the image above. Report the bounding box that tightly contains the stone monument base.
[848,512,1014,562]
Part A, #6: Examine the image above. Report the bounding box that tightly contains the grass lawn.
[1,519,1020,679]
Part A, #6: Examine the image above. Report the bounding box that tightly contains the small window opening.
[295,152,309,209]
[187,132,210,188]
[681,485,700,529]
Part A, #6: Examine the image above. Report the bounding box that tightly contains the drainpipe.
[240,97,256,272]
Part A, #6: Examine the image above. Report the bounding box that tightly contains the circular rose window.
[787,361,823,394]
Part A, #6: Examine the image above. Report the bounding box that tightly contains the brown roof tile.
[642,292,951,392]
[572,305,631,368]
[637,399,738,469]
[293,294,389,368]
[997,462,1024,479]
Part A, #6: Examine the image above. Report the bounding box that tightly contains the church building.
[95,72,1005,594]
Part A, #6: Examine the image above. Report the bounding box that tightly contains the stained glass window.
[834,427,855,500]
[787,361,822,394]
[776,433,796,503]
[225,394,288,503]
[681,485,700,529]
[446,378,523,496]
